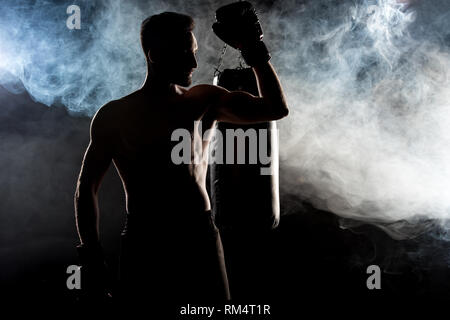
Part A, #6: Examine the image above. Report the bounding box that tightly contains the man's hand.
[77,243,113,300]
[212,1,271,66]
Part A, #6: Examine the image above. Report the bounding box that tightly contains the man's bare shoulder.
[90,99,127,140]
[92,100,121,124]
[183,85,230,120]
[93,90,143,123]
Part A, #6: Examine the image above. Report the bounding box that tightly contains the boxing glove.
[212,1,271,66]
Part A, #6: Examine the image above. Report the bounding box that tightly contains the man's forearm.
[74,188,101,246]
[253,61,289,116]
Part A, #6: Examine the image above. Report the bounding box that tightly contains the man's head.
[141,12,198,87]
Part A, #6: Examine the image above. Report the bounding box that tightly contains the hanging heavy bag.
[209,1,280,232]
[209,73,280,232]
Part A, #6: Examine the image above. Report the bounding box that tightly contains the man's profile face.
[152,31,198,87]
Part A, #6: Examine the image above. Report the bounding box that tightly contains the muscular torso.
[108,86,216,220]
[102,87,231,301]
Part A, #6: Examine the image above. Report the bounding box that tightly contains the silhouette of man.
[74,4,288,307]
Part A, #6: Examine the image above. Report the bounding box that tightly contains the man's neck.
[140,67,179,97]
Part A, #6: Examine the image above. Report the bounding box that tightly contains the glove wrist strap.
[241,41,271,67]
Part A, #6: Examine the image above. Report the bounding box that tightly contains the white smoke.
[265,0,450,238]
[0,0,449,239]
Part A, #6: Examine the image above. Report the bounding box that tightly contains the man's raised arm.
[202,1,289,124]
[203,61,288,124]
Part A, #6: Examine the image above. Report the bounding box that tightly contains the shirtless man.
[74,4,288,305]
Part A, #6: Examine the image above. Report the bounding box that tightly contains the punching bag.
[210,68,280,232]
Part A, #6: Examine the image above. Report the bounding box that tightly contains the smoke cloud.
[0,0,449,240]
[267,0,450,239]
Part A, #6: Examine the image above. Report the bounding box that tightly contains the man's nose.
[190,53,198,69]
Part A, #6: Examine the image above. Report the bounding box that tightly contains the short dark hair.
[140,12,194,56]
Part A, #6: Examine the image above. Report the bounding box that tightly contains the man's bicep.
[209,86,281,124]
[77,109,114,194]
[206,86,266,124]
[77,140,112,194]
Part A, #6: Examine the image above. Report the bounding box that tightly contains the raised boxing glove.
[212,1,271,66]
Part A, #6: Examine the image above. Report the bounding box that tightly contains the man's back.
[101,87,213,217]
[96,86,230,303]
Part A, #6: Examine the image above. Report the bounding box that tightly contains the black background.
[1,0,450,316]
